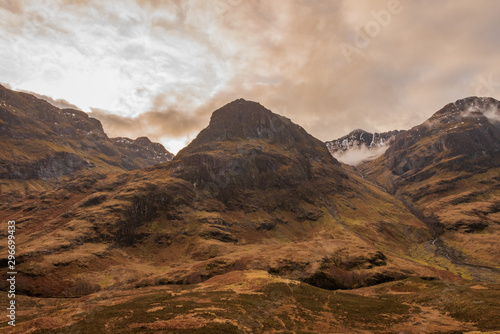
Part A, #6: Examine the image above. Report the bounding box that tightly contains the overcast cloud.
[1,0,500,153]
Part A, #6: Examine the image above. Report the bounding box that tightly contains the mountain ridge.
[0,84,173,191]
[360,96,500,280]
[326,128,403,155]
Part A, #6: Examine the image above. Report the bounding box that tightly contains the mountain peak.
[205,98,290,141]
[170,100,343,199]
[210,98,270,121]
[180,99,314,155]
[429,96,500,124]
[350,128,369,135]
[325,129,402,160]
[378,96,500,182]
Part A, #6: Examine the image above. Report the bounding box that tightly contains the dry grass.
[1,272,498,333]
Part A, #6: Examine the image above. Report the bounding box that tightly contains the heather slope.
[361,97,500,278]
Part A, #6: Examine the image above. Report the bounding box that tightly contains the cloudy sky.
[1,0,500,153]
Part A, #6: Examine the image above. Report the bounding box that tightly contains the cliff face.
[0,85,173,182]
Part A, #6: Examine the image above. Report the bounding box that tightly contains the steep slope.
[0,84,173,191]
[361,97,500,278]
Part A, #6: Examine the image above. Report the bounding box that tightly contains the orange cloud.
[2,0,500,153]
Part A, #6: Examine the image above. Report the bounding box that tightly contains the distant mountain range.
[0,87,499,333]
[325,128,404,165]
[326,128,403,155]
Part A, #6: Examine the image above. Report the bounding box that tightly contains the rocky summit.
[169,99,346,205]
[0,94,499,333]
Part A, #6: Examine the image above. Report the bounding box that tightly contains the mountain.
[111,136,174,167]
[0,97,499,333]
[361,96,500,280]
[169,98,347,204]
[326,129,403,154]
[0,84,173,192]
[325,129,403,165]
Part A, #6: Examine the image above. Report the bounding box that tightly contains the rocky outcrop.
[0,152,94,180]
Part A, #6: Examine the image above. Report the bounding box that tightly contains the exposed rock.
[200,229,238,243]
[0,152,94,180]
[320,251,388,271]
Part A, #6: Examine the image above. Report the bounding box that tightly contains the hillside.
[0,84,173,194]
